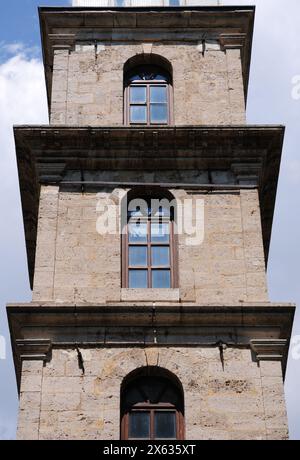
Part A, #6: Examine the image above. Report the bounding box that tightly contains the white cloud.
[1,42,24,54]
[0,49,48,440]
[0,52,47,123]
[0,41,40,62]
[0,51,48,190]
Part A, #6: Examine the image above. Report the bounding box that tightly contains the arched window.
[121,370,184,440]
[122,189,178,289]
[124,64,172,125]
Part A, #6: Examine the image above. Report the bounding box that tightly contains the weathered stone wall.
[15,8,291,444]
[17,347,288,440]
[32,183,267,304]
[50,42,245,126]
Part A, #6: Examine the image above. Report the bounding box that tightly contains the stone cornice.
[7,302,295,390]
[13,124,285,287]
[12,339,52,392]
[219,33,247,51]
[250,339,288,362]
[39,6,255,108]
[16,339,52,362]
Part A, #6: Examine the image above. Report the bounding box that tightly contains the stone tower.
[8,2,295,440]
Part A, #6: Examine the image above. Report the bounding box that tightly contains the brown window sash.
[121,405,184,440]
[125,80,172,126]
[122,217,178,289]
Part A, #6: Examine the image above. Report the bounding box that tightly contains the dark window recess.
[121,375,184,440]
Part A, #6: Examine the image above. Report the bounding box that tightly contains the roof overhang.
[39,5,255,110]
[14,124,284,287]
[7,301,295,391]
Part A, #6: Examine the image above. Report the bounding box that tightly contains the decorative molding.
[231,162,261,186]
[16,339,52,362]
[7,304,294,388]
[219,33,247,51]
[37,162,67,183]
[51,44,72,53]
[49,34,75,52]
[250,339,288,362]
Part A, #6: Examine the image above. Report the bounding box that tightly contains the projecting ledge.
[121,288,180,302]
[7,302,295,387]
[7,301,295,333]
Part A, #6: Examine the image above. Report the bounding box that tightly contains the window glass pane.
[129,411,150,439]
[130,105,147,123]
[152,247,170,267]
[128,200,149,219]
[159,206,171,217]
[154,411,176,439]
[151,223,170,243]
[129,270,148,288]
[130,86,146,103]
[128,222,147,243]
[150,86,167,103]
[150,104,168,123]
[150,203,171,218]
[129,246,147,267]
[152,270,171,288]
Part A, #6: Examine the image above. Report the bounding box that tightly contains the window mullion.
[147,84,150,126]
[126,225,129,288]
[169,220,173,288]
[148,218,151,288]
[167,84,170,124]
[150,409,154,440]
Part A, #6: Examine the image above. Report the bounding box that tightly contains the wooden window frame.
[124,66,173,126]
[121,199,178,289]
[120,375,185,440]
[121,404,184,441]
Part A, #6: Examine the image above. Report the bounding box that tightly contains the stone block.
[121,288,179,302]
[42,376,83,394]
[22,360,43,375]
[41,393,81,412]
[20,374,42,393]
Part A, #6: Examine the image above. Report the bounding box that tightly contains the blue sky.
[0,0,300,440]
[0,1,67,61]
